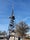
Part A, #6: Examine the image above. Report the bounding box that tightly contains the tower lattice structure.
[8,9,15,38]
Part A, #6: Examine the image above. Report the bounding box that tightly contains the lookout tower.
[8,8,15,40]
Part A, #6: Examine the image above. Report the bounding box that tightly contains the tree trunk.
[18,37,20,40]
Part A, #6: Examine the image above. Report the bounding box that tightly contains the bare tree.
[2,31,7,35]
[15,21,29,40]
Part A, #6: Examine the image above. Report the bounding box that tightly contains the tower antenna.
[12,0,14,10]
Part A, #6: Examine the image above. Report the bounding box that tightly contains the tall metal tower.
[8,9,15,39]
[8,1,15,40]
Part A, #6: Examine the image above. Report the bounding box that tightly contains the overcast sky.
[0,0,30,33]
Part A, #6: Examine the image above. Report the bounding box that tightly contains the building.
[0,31,7,40]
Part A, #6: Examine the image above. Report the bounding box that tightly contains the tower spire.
[9,0,15,20]
[11,0,14,17]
